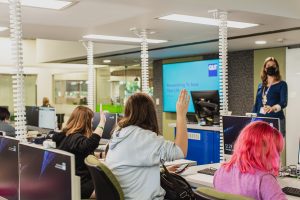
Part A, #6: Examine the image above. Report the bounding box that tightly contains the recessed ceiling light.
[82,34,168,44]
[0,0,77,10]
[255,40,267,45]
[103,59,111,64]
[159,14,259,29]
[0,26,8,32]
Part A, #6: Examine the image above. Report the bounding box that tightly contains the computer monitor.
[19,143,80,200]
[25,106,39,127]
[191,90,219,126]
[38,107,56,130]
[92,112,117,139]
[0,136,19,200]
[223,115,280,155]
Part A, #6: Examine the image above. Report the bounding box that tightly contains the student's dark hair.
[0,107,10,121]
[117,92,160,135]
[261,57,281,87]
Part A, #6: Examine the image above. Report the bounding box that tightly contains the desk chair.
[195,187,254,200]
[84,155,124,200]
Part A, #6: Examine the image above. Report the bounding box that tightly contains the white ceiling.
[0,0,300,64]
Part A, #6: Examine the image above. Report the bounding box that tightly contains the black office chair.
[56,113,65,130]
[194,187,254,200]
[84,155,124,200]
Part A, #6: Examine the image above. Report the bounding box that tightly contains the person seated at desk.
[41,97,52,107]
[105,89,190,200]
[0,107,15,137]
[214,121,287,200]
[51,106,106,199]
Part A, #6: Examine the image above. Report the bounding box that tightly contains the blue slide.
[163,59,220,112]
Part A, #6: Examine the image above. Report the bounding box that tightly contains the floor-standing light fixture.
[9,0,27,141]
[131,28,149,93]
[83,41,95,111]
[210,10,229,162]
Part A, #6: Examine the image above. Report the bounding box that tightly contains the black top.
[52,131,101,187]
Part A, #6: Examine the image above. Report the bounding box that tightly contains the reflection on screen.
[92,112,116,139]
[0,136,19,200]
[223,116,280,155]
[25,106,39,126]
[19,144,72,200]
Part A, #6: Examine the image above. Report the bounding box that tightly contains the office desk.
[164,159,197,167]
[182,164,300,200]
[27,125,52,135]
[169,123,220,164]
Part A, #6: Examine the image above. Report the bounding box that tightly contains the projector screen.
[163,59,220,112]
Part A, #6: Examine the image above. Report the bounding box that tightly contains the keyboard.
[27,125,52,135]
[197,168,217,176]
[282,187,300,197]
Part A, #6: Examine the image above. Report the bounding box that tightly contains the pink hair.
[223,121,284,176]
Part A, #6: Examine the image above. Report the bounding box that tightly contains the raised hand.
[176,89,190,116]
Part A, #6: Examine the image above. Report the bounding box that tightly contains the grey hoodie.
[105,125,184,200]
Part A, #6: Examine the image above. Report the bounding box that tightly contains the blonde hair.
[42,97,50,107]
[62,106,94,137]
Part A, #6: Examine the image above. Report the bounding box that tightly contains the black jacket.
[51,131,101,185]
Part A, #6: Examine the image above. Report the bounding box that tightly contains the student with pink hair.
[214,121,287,200]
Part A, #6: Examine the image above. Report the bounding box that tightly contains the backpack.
[160,160,196,200]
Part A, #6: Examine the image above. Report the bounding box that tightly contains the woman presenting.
[253,57,288,136]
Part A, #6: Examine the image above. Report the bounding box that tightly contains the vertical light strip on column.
[9,0,27,141]
[87,41,95,110]
[218,11,229,162]
[140,30,149,93]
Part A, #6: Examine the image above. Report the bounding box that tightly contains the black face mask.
[266,66,277,76]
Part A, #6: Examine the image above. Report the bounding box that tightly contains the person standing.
[252,57,288,137]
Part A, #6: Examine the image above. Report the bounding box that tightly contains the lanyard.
[262,84,272,106]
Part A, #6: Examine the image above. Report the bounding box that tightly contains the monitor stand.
[199,117,214,126]
[186,114,198,124]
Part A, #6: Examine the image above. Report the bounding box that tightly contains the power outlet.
[156,98,160,105]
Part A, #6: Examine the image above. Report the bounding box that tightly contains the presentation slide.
[163,59,219,112]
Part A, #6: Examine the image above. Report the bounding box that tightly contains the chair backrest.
[195,187,254,200]
[85,155,124,200]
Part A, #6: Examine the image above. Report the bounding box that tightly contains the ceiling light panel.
[0,0,76,10]
[255,40,267,44]
[83,34,168,44]
[103,59,111,63]
[159,14,259,29]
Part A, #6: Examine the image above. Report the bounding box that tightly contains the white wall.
[36,39,138,63]
[96,68,111,105]
[0,37,36,65]
[286,48,300,165]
